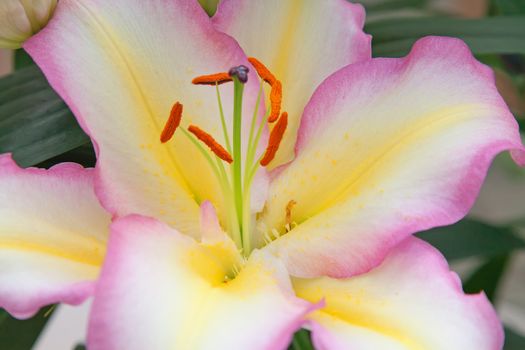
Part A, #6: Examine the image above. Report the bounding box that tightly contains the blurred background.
[0,0,524,349]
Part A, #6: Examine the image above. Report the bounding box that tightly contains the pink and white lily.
[1,0,524,348]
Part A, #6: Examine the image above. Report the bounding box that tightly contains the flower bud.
[0,0,57,49]
[198,0,219,16]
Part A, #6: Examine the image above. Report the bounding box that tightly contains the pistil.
[230,70,246,249]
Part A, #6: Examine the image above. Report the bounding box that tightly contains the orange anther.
[268,81,282,123]
[260,111,288,166]
[192,73,233,85]
[160,102,183,143]
[188,125,233,163]
[247,57,282,123]
[248,57,276,85]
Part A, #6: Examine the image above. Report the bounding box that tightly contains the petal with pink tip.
[294,238,503,350]
[262,37,525,278]
[88,215,315,350]
[0,154,110,319]
[25,0,264,238]
[214,0,371,167]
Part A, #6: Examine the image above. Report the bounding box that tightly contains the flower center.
[160,59,287,255]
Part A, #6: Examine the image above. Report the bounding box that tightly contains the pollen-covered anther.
[247,57,282,123]
[192,73,233,85]
[268,81,282,123]
[160,102,183,143]
[248,57,276,84]
[260,111,288,166]
[188,125,233,163]
[285,200,297,232]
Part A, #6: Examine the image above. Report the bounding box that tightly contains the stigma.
[228,65,250,84]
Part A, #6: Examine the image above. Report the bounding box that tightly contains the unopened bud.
[198,0,219,16]
[0,0,57,49]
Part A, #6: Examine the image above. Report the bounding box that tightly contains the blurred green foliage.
[0,306,55,350]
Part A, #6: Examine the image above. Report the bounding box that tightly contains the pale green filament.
[215,84,232,154]
[179,128,242,247]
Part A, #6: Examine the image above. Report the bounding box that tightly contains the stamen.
[248,57,276,84]
[188,125,233,163]
[160,102,183,143]
[192,73,233,85]
[260,111,288,166]
[268,81,282,123]
[285,200,297,232]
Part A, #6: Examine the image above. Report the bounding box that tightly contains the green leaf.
[505,326,525,350]
[366,17,525,57]
[463,254,509,301]
[0,66,90,167]
[289,329,314,350]
[417,219,525,261]
[362,0,428,13]
[0,305,56,350]
[14,49,35,71]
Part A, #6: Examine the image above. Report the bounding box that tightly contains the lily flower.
[0,0,57,48]
[0,0,523,348]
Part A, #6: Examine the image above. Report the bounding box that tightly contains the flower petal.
[262,37,525,278]
[0,154,110,319]
[213,0,371,167]
[88,215,315,350]
[294,238,503,350]
[24,0,262,238]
